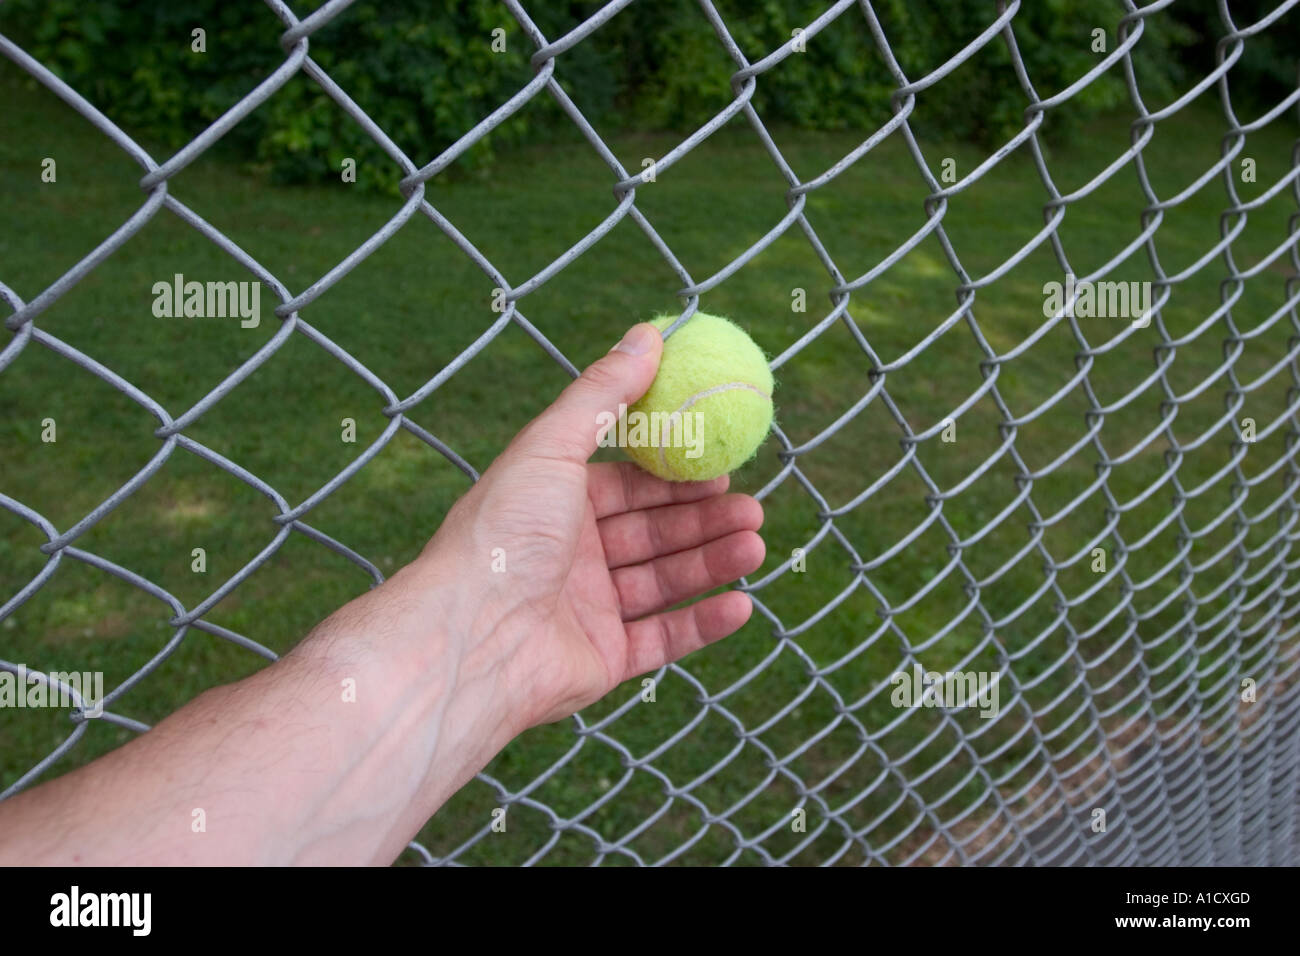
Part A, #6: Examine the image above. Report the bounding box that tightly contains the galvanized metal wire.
[3,0,1300,865]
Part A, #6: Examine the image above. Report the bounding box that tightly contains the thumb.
[515,323,663,465]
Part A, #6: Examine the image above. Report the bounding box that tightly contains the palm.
[446,456,764,727]
[546,494,638,713]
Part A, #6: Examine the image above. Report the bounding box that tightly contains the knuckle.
[579,357,624,394]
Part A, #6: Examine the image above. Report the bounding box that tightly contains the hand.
[421,322,766,730]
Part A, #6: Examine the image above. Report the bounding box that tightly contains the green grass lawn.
[2,56,1298,865]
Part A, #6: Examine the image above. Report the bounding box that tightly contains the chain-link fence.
[3,0,1300,865]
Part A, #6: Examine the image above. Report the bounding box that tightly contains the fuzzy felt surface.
[623,313,774,481]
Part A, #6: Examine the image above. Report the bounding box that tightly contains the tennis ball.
[621,312,774,482]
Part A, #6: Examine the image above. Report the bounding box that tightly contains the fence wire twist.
[3,0,1300,865]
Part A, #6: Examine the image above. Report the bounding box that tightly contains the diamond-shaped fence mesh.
[3,0,1300,865]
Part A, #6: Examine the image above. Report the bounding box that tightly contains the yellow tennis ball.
[622,313,774,482]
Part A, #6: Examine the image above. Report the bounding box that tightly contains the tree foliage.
[3,1,1277,193]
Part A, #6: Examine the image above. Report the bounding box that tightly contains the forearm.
[0,556,519,866]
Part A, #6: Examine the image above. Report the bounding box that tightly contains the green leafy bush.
[2,0,1216,193]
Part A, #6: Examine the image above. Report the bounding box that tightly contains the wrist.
[402,541,544,736]
[290,551,526,818]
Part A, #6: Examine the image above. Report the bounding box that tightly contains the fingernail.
[612,324,657,356]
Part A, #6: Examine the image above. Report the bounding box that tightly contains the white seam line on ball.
[657,382,772,474]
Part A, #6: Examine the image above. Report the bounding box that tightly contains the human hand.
[420,322,766,731]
